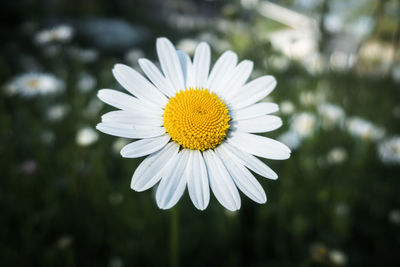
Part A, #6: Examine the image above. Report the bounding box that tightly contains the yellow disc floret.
[163,88,230,151]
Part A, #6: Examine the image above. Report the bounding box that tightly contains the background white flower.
[388,209,400,225]
[378,136,400,164]
[34,25,75,45]
[290,112,317,138]
[329,250,347,266]
[326,147,347,165]
[47,104,70,122]
[346,117,385,141]
[76,127,99,146]
[280,100,295,115]
[4,73,65,98]
[318,102,345,129]
[77,73,97,93]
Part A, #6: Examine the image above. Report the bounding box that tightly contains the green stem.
[170,207,179,267]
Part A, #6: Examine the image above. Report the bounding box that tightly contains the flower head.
[76,127,99,147]
[329,249,348,266]
[326,147,347,165]
[318,103,345,129]
[290,112,317,138]
[280,100,295,115]
[378,136,400,164]
[77,73,97,93]
[47,104,70,122]
[97,37,291,210]
[346,117,385,141]
[4,73,64,98]
[34,25,74,45]
[388,209,400,225]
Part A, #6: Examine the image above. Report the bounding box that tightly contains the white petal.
[187,150,210,210]
[131,142,179,191]
[120,134,170,158]
[227,132,291,160]
[156,37,185,92]
[96,122,165,139]
[207,50,238,92]
[231,103,279,120]
[203,150,240,211]
[138,58,176,98]
[97,89,162,116]
[219,60,253,99]
[112,64,168,107]
[177,50,195,89]
[192,42,210,89]
[156,149,190,209]
[101,110,163,126]
[229,76,277,110]
[231,115,282,133]
[215,147,266,203]
[221,142,278,180]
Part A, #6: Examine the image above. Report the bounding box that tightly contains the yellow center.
[163,88,230,151]
[28,79,39,89]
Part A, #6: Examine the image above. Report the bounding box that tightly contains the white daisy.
[318,103,345,129]
[34,24,74,45]
[299,91,321,107]
[329,250,347,266]
[76,127,99,147]
[378,136,400,164]
[326,147,347,165]
[77,73,97,93]
[290,112,317,138]
[280,100,295,115]
[4,73,65,98]
[346,117,385,141]
[96,37,291,211]
[47,103,70,122]
[388,209,400,225]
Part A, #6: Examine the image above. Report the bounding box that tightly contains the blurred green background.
[1,0,400,266]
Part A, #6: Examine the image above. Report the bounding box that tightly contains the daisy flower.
[378,136,400,164]
[280,100,295,115]
[76,127,99,147]
[97,37,291,211]
[346,117,385,141]
[47,103,70,122]
[34,24,74,45]
[4,73,65,98]
[317,102,345,129]
[326,147,347,165]
[290,112,317,138]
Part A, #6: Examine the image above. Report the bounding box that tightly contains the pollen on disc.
[163,88,230,151]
